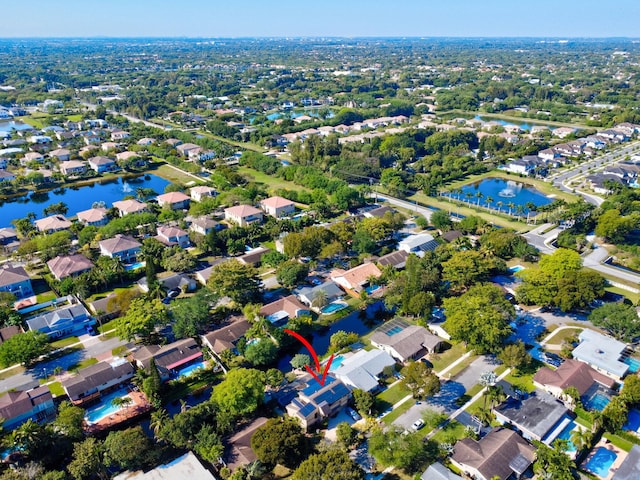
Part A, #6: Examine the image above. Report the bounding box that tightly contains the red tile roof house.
[156,191,191,210]
[259,195,296,218]
[0,264,34,299]
[451,427,535,480]
[112,199,147,216]
[132,338,203,381]
[0,386,56,431]
[156,225,190,248]
[34,214,72,233]
[76,207,109,227]
[99,234,142,263]
[224,204,264,227]
[330,262,383,297]
[47,254,94,281]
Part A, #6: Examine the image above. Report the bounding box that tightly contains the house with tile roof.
[224,204,263,227]
[259,196,295,218]
[34,214,72,233]
[49,148,71,161]
[59,160,87,176]
[62,359,134,406]
[156,225,190,248]
[189,216,219,236]
[88,155,117,173]
[0,386,56,430]
[26,302,95,338]
[451,428,535,480]
[76,207,109,226]
[190,185,217,202]
[47,254,94,281]
[99,234,142,263]
[112,199,147,216]
[0,227,19,253]
[0,264,33,299]
[330,262,382,296]
[157,191,191,210]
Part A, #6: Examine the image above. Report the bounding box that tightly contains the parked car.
[411,419,425,431]
[346,407,362,421]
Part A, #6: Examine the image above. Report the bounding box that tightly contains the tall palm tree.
[507,202,516,216]
[312,290,328,309]
[149,409,169,442]
[516,204,525,218]
[465,192,473,206]
[570,428,593,452]
[496,200,504,213]
[111,396,133,418]
[485,196,494,212]
[475,191,484,207]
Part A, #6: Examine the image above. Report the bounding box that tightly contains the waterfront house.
[0,170,16,182]
[224,204,263,227]
[133,338,203,381]
[370,318,443,362]
[0,227,19,253]
[34,214,72,233]
[47,254,94,281]
[260,295,310,326]
[330,262,382,296]
[112,199,147,216]
[297,280,344,308]
[99,234,142,263]
[0,264,33,299]
[88,156,117,173]
[62,359,134,406]
[0,386,56,431]
[285,375,351,430]
[59,160,87,176]
[333,348,396,393]
[76,207,109,226]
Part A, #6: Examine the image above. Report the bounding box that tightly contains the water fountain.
[121,181,132,193]
[498,180,521,198]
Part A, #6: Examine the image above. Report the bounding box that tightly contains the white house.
[259,196,296,218]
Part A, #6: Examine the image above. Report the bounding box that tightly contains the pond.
[449,178,552,214]
[0,174,170,227]
[276,301,385,372]
[473,115,535,131]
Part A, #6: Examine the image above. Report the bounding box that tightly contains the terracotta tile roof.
[47,254,94,280]
[533,358,617,395]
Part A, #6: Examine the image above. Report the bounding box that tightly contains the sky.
[1,0,639,38]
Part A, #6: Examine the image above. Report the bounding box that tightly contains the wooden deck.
[84,391,152,434]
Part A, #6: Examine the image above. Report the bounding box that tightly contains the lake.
[0,174,170,227]
[451,177,552,213]
[276,301,385,372]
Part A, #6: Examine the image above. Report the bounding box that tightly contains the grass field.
[153,163,204,186]
[50,336,80,349]
[431,343,468,373]
[237,166,309,193]
[377,382,410,405]
[544,327,583,346]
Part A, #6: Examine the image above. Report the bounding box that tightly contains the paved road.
[0,334,130,394]
[393,380,465,431]
[372,193,435,221]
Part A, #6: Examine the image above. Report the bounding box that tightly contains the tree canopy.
[590,302,640,342]
[211,368,266,418]
[291,448,365,480]
[207,259,262,305]
[251,417,310,468]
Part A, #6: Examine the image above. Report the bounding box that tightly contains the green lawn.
[47,381,65,397]
[431,342,468,373]
[606,286,640,305]
[446,355,479,380]
[68,357,98,373]
[50,336,80,349]
[502,370,536,393]
[545,327,583,346]
[154,163,204,186]
[431,420,468,444]
[237,166,310,193]
[376,382,411,405]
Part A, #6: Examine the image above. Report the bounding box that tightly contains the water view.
[0,174,170,227]
[473,115,534,131]
[451,178,552,214]
[0,120,34,134]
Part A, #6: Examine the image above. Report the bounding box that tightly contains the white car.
[411,419,425,431]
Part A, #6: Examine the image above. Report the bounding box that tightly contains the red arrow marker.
[284,329,334,386]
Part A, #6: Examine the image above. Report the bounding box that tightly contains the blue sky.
[2,0,638,38]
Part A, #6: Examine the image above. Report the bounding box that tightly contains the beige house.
[157,191,191,210]
[59,160,87,176]
[112,199,147,216]
[259,196,295,218]
[77,207,109,226]
[34,215,72,233]
[330,262,382,295]
[224,205,263,227]
[190,186,216,202]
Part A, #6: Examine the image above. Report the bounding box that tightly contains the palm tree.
[475,191,484,207]
[111,396,133,418]
[312,290,328,309]
[149,408,169,441]
[507,202,516,216]
[479,371,497,409]
[245,460,268,480]
[515,204,525,218]
[496,200,504,213]
[465,192,473,206]
[485,195,494,212]
[570,428,593,452]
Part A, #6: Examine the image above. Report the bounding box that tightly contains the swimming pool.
[329,354,345,371]
[584,447,617,478]
[555,421,577,452]
[175,361,206,379]
[584,392,611,412]
[624,409,640,432]
[365,285,381,294]
[509,265,525,273]
[84,389,132,424]
[124,261,145,271]
[321,301,348,315]
[623,356,640,373]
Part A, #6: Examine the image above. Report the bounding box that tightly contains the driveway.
[453,356,500,390]
[393,380,465,431]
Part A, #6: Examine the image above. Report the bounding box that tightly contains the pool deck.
[84,391,152,434]
[582,440,627,480]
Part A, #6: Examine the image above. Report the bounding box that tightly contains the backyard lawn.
[431,342,468,373]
